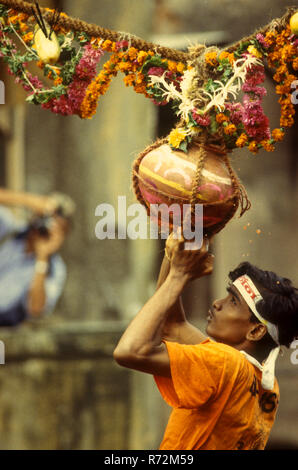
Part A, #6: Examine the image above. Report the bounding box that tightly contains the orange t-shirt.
[154,338,279,450]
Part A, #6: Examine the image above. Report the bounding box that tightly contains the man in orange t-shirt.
[114,235,298,450]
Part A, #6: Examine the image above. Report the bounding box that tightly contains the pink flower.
[191,110,210,126]
[242,95,270,141]
[256,33,270,49]
[75,44,104,80]
[115,40,129,51]
[225,102,244,125]
[147,66,165,77]
[42,44,104,116]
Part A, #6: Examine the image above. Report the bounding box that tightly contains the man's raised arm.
[113,236,214,377]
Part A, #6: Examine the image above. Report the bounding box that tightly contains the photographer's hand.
[33,219,66,259]
[27,220,66,317]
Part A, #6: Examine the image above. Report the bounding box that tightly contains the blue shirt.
[0,206,67,326]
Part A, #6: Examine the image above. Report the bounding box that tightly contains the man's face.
[206,282,257,348]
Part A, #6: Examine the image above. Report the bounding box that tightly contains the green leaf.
[179,140,189,153]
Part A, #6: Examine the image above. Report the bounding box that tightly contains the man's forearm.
[156,254,206,345]
[115,271,189,357]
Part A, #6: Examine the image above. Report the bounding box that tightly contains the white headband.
[233,274,280,390]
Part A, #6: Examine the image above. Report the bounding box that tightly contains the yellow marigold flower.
[137,51,148,64]
[236,133,248,148]
[216,113,228,124]
[168,128,188,148]
[224,124,237,135]
[167,60,177,72]
[177,62,186,73]
[247,45,262,58]
[271,128,285,142]
[205,52,218,67]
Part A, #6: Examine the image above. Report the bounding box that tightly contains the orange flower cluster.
[224,123,237,135]
[80,53,120,119]
[219,51,235,65]
[205,51,218,67]
[265,24,297,132]
[236,133,248,148]
[7,9,29,30]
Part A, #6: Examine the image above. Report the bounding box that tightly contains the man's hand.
[166,233,214,281]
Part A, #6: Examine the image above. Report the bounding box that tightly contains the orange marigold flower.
[134,84,147,94]
[276,83,290,95]
[248,141,259,154]
[9,15,19,24]
[236,133,248,148]
[37,60,45,69]
[128,47,138,60]
[118,61,132,72]
[293,57,298,71]
[102,40,113,51]
[23,32,34,43]
[135,72,145,85]
[167,60,177,72]
[137,51,148,64]
[219,51,235,65]
[19,22,28,32]
[205,51,218,67]
[271,128,285,142]
[261,140,275,152]
[54,76,63,86]
[264,31,277,47]
[224,124,237,135]
[123,74,135,87]
[216,113,228,123]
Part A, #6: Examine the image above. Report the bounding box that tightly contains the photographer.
[0,188,75,326]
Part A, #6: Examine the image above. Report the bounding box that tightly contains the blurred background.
[0,0,297,450]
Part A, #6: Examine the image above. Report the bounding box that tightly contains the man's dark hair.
[228,262,298,348]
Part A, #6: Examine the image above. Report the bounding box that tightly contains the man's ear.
[246,323,267,342]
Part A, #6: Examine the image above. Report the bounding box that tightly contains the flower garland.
[0,4,186,119]
[0,3,297,155]
[165,22,298,154]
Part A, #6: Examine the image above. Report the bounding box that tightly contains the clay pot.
[132,141,243,237]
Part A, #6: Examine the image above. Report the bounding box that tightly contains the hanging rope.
[0,0,296,64]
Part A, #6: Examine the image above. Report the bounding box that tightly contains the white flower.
[202,54,263,112]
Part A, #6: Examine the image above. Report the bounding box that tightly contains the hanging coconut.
[132,138,250,238]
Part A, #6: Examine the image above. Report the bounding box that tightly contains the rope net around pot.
[132,137,251,239]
